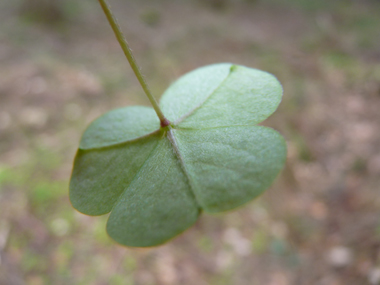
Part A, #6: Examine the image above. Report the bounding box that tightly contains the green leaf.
[70,134,160,215]
[79,106,160,149]
[107,138,199,247]
[70,63,286,247]
[160,63,283,128]
[172,126,286,213]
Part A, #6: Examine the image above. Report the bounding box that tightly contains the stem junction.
[98,0,169,127]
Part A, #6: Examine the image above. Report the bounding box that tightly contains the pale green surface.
[70,63,286,247]
[160,64,282,128]
[173,126,286,213]
[176,65,283,128]
[107,138,200,247]
[160,63,232,123]
[70,133,160,215]
[79,106,160,149]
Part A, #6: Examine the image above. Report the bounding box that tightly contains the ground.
[1,0,380,284]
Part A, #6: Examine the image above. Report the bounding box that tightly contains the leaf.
[79,106,160,149]
[160,63,283,128]
[69,63,287,247]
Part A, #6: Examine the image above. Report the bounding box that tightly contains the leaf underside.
[70,63,287,247]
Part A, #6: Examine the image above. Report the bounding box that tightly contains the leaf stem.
[97,0,170,127]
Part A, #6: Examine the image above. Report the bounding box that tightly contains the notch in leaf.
[69,0,287,247]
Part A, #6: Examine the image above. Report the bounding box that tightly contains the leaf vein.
[167,129,200,206]
[173,66,235,125]
[80,129,161,150]
[107,136,163,214]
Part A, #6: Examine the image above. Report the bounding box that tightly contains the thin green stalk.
[98,0,170,127]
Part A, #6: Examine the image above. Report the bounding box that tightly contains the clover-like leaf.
[69,63,286,247]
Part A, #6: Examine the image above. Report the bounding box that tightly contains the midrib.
[166,128,200,205]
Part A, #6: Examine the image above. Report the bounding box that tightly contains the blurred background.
[1,0,380,284]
